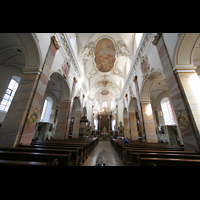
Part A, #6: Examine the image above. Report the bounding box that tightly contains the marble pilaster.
[133,76,146,142]
[72,111,82,138]
[123,118,129,139]
[54,101,71,139]
[129,112,138,140]
[141,101,158,143]
[0,72,40,147]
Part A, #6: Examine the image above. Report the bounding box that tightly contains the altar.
[97,107,112,139]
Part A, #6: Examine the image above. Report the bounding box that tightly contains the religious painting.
[95,38,116,72]
[101,90,109,95]
[141,59,148,74]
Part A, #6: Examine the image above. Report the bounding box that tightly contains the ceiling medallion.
[101,90,109,95]
[94,38,116,72]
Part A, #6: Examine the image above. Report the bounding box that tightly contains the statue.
[118,121,124,137]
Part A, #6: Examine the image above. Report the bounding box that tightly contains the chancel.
[1,33,200,166]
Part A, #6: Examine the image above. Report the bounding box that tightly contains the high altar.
[97,107,112,139]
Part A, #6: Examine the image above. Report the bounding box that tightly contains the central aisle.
[83,140,124,166]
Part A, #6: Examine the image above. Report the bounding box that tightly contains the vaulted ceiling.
[74,33,137,103]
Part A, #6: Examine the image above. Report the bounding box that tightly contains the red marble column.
[54,100,71,139]
[65,77,77,138]
[153,34,200,151]
[133,76,146,142]
[0,36,59,147]
[72,111,82,138]
[129,112,138,140]
[19,37,59,145]
[141,101,158,143]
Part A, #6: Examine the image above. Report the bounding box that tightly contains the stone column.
[123,118,129,139]
[153,33,200,151]
[133,76,146,142]
[141,101,158,143]
[65,77,77,138]
[129,112,138,140]
[0,36,59,147]
[54,100,71,139]
[72,111,82,138]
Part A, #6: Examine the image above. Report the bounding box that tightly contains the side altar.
[97,107,113,139]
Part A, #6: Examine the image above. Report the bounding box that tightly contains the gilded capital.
[152,33,162,45]
[73,77,77,83]
[133,76,137,82]
[51,36,60,50]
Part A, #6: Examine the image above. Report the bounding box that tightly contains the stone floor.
[83,139,124,166]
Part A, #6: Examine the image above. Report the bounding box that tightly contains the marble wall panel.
[129,113,138,140]
[72,112,82,138]
[141,103,158,143]
[123,118,129,139]
[54,101,70,139]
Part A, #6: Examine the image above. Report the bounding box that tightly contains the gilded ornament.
[177,110,190,131]
[28,108,38,126]
[152,33,162,45]
[51,36,60,50]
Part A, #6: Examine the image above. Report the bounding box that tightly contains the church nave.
[83,139,124,166]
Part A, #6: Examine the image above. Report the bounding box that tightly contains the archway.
[140,70,182,144]
[38,71,71,140]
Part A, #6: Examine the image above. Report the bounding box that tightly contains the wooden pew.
[0,159,58,166]
[135,153,200,166]
[0,151,71,166]
[31,138,98,161]
[139,157,200,166]
[18,146,81,166]
[125,149,200,165]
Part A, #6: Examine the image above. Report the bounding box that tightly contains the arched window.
[0,78,19,112]
[112,119,115,130]
[40,97,53,122]
[94,119,98,130]
[111,100,114,108]
[102,101,107,108]
[160,97,175,125]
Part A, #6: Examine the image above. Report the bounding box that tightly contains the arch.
[17,33,42,69]
[73,96,81,112]
[48,71,71,101]
[173,33,200,67]
[140,69,166,101]
[128,97,137,113]
[123,107,128,119]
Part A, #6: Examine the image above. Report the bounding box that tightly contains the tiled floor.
[83,140,124,166]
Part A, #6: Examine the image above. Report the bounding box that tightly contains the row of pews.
[110,139,200,166]
[0,138,99,166]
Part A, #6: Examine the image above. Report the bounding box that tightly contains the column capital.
[152,33,163,45]
[133,75,137,82]
[173,65,197,74]
[51,36,60,50]
[140,100,151,104]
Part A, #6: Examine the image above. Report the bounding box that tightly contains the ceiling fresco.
[94,38,116,72]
